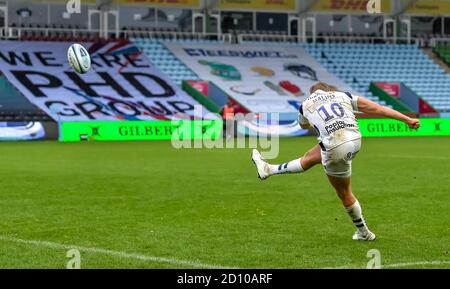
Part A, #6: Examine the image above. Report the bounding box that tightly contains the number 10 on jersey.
[318,103,345,122]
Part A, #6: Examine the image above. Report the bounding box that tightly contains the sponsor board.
[218,0,296,11]
[311,0,392,14]
[0,40,216,122]
[187,80,209,96]
[60,120,223,141]
[374,82,400,98]
[165,43,357,114]
[61,118,450,140]
[0,122,46,141]
[112,0,200,8]
[406,0,450,15]
[34,0,96,3]
[358,118,449,137]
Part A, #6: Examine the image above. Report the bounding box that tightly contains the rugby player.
[252,82,420,241]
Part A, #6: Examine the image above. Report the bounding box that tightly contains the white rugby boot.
[352,230,376,241]
[251,149,270,180]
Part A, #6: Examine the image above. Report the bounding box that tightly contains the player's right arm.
[357,96,420,129]
[298,105,311,129]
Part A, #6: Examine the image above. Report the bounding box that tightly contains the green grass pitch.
[0,136,449,268]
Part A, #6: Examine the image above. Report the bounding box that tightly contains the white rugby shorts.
[320,138,361,178]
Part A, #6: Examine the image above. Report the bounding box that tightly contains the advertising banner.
[113,0,201,8]
[61,118,450,140]
[0,122,46,141]
[311,0,392,14]
[60,120,223,141]
[374,82,399,98]
[187,80,209,96]
[165,43,356,113]
[370,82,412,112]
[0,40,215,122]
[33,0,97,3]
[406,0,450,15]
[218,0,296,11]
[358,118,449,137]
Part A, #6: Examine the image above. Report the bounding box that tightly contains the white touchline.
[3,235,448,269]
[325,260,450,269]
[383,260,450,268]
[373,154,450,160]
[0,235,236,269]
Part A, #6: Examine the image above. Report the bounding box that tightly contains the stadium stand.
[300,43,392,107]
[241,40,450,111]
[304,43,450,111]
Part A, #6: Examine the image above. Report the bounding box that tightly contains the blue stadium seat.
[131,38,203,83]
[301,43,450,111]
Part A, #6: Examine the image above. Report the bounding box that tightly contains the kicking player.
[252,82,420,241]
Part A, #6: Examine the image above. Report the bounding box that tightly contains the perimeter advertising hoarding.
[358,118,449,137]
[60,120,223,141]
[60,118,449,141]
[311,0,392,14]
[113,0,201,8]
[406,0,450,15]
[218,0,296,11]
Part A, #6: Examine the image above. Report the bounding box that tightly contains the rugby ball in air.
[68,43,91,74]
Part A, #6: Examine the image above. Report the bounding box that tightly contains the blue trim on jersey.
[298,104,303,115]
[344,91,353,99]
[313,124,320,136]
[319,142,326,151]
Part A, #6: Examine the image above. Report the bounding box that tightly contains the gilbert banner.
[165,43,356,113]
[218,0,296,11]
[358,118,450,137]
[113,0,200,8]
[0,40,213,121]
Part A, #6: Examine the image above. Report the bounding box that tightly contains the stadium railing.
[0,110,52,122]
[0,24,444,48]
[0,26,235,44]
[237,33,425,46]
[123,29,233,43]
[430,38,450,47]
[0,27,103,41]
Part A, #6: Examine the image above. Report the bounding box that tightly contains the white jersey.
[298,89,361,150]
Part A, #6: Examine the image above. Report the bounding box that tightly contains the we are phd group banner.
[0,40,214,122]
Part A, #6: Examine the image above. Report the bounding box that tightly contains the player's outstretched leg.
[251,145,321,180]
[327,175,376,241]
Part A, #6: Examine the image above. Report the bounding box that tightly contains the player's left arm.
[356,96,420,129]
